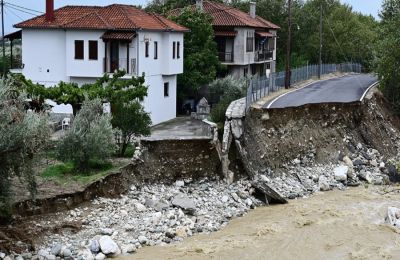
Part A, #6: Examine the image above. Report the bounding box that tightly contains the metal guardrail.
[218,52,234,63]
[245,63,362,111]
[104,58,137,75]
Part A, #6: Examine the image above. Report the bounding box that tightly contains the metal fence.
[246,62,362,110]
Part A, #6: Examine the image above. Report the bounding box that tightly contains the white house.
[171,0,279,78]
[10,0,188,125]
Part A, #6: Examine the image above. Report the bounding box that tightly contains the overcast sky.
[3,0,382,34]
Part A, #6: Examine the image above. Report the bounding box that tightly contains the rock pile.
[5,179,261,259]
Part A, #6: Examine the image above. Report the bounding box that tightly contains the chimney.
[46,0,55,22]
[196,0,203,11]
[249,2,256,18]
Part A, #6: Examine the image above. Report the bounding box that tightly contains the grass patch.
[41,160,116,185]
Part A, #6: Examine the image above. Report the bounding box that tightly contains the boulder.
[175,227,187,238]
[318,176,331,191]
[100,228,114,236]
[134,203,147,212]
[342,156,354,168]
[121,244,136,254]
[358,171,372,184]
[50,244,62,256]
[89,240,100,253]
[138,235,148,245]
[171,193,196,214]
[99,236,119,255]
[61,249,72,258]
[386,207,400,227]
[94,253,106,260]
[175,180,185,187]
[77,249,94,260]
[334,166,348,182]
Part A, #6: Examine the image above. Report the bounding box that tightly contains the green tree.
[0,77,51,219]
[209,75,248,124]
[170,8,222,100]
[16,71,148,115]
[111,101,152,156]
[56,99,116,172]
[376,0,400,112]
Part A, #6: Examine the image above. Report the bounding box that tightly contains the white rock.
[175,180,185,187]
[135,203,147,212]
[99,236,119,255]
[100,228,114,236]
[121,244,136,254]
[260,175,270,183]
[221,195,229,203]
[94,253,106,260]
[0,253,5,259]
[318,176,331,191]
[334,166,348,181]
[138,235,148,244]
[293,158,301,165]
[245,198,253,206]
[370,159,378,167]
[45,255,56,260]
[78,248,94,260]
[386,207,400,227]
[380,162,386,169]
[342,156,354,168]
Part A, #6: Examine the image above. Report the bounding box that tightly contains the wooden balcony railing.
[103,58,136,75]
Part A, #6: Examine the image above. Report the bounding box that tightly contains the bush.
[56,99,116,172]
[0,77,51,219]
[111,101,151,157]
[209,75,248,124]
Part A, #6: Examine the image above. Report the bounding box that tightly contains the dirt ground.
[121,186,400,260]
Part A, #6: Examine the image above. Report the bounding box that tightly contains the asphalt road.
[265,74,378,109]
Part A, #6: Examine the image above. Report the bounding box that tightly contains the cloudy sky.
[3,0,382,34]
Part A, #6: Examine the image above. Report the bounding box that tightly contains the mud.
[121,186,400,260]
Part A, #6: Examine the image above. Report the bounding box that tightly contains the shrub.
[111,101,151,156]
[56,99,116,172]
[0,77,51,219]
[209,75,248,124]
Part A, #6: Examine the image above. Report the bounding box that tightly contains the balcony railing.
[218,52,234,63]
[104,58,136,75]
[254,50,273,62]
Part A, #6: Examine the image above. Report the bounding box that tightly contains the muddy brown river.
[120,186,400,260]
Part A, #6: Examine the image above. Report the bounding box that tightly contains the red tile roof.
[214,31,237,37]
[169,1,280,29]
[15,4,189,32]
[101,31,136,41]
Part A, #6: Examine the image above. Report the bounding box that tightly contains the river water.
[120,186,400,260]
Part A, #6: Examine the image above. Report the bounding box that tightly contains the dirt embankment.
[241,90,400,173]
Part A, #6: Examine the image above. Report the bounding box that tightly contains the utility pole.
[284,0,292,89]
[1,0,5,76]
[318,3,322,79]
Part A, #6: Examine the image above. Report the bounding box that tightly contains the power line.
[5,4,39,16]
[4,2,43,14]
[5,5,23,21]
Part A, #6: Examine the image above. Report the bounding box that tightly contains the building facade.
[11,1,188,125]
[171,0,279,78]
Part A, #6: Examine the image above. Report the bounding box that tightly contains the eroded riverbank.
[123,186,400,260]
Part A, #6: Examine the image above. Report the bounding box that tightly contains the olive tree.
[0,77,51,219]
[56,99,116,172]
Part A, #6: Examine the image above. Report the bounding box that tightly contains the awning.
[214,31,237,37]
[2,30,22,40]
[255,31,275,38]
[101,31,136,41]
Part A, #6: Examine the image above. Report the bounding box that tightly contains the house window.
[164,82,169,97]
[177,42,180,59]
[154,41,158,59]
[266,63,271,70]
[89,40,98,60]
[74,40,84,60]
[145,41,149,58]
[246,31,254,52]
[173,42,176,59]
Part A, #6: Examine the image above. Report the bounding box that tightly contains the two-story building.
[9,0,188,125]
[171,0,279,78]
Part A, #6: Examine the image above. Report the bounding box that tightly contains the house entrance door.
[110,41,119,71]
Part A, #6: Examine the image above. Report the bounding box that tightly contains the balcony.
[254,50,273,62]
[218,52,234,63]
[103,58,136,75]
